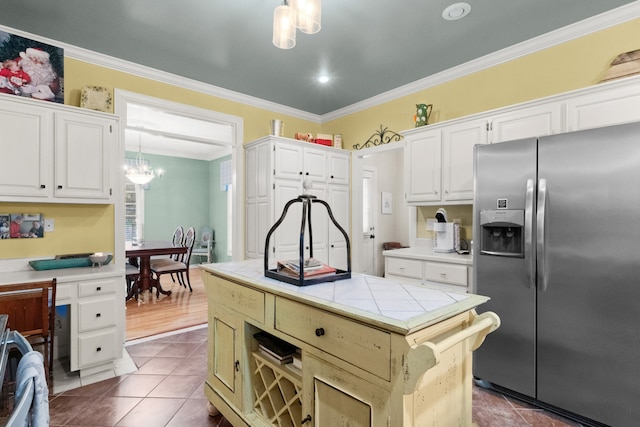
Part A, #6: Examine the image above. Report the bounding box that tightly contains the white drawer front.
[56,283,73,302]
[78,296,116,332]
[386,257,423,280]
[78,328,117,368]
[78,278,117,297]
[424,262,467,286]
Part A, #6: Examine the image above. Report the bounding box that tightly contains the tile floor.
[46,325,583,427]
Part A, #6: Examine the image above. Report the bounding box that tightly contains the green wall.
[209,155,232,263]
[127,152,210,243]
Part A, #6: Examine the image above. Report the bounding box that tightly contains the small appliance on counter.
[433,208,460,253]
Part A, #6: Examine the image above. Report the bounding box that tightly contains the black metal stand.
[264,194,351,286]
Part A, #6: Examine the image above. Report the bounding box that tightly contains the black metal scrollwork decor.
[352,125,403,150]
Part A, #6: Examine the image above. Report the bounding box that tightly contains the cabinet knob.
[302,415,312,424]
[305,172,309,175]
[40,184,46,189]
[331,175,334,179]
[235,360,240,371]
[315,327,325,337]
[96,313,101,318]
[57,185,63,189]
[299,171,303,175]
[96,286,102,291]
[96,347,102,352]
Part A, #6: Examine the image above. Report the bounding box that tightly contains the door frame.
[351,141,404,273]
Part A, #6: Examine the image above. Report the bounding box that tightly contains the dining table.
[125,240,188,299]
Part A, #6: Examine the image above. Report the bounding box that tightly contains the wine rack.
[252,351,303,427]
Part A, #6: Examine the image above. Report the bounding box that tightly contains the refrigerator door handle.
[536,178,548,291]
[525,178,535,288]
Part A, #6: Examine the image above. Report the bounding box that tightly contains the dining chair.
[191,227,213,264]
[150,227,196,293]
[125,263,141,300]
[0,278,57,382]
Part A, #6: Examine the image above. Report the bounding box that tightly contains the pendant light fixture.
[273,0,297,49]
[273,0,321,49]
[291,0,321,34]
[125,135,163,185]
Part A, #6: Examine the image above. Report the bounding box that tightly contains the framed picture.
[381,192,392,215]
[0,30,64,103]
[7,213,44,239]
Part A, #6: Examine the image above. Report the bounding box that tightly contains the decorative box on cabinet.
[202,260,500,427]
[245,136,351,270]
[0,94,117,204]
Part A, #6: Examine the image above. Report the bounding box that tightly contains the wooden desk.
[126,241,187,298]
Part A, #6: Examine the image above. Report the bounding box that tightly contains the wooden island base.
[202,261,499,427]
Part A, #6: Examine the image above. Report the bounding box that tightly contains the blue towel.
[15,351,49,427]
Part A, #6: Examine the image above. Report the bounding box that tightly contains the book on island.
[276,258,337,278]
[253,332,297,358]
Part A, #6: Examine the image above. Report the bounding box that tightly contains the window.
[124,182,144,242]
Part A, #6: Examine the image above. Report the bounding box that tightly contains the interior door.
[361,168,376,275]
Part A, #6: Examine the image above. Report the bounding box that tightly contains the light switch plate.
[44,219,55,232]
[426,219,436,230]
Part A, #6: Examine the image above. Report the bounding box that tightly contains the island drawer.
[77,295,117,332]
[78,278,118,297]
[78,328,118,368]
[386,257,423,279]
[424,262,467,287]
[274,297,391,381]
[209,276,265,324]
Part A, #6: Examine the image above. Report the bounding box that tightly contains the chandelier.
[125,137,163,185]
[273,0,321,49]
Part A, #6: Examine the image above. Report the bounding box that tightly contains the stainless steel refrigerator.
[473,121,640,427]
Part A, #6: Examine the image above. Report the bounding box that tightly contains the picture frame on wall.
[0,30,64,103]
[7,213,44,239]
[381,192,392,215]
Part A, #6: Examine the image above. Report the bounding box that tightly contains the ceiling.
[0,1,637,117]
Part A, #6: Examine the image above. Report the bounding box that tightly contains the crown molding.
[321,2,640,122]
[3,2,639,125]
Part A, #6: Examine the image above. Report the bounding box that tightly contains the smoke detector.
[442,2,471,21]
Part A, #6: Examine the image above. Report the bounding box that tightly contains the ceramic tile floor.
[47,324,583,427]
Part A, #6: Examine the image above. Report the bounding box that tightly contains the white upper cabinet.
[566,80,640,132]
[0,95,118,204]
[489,102,564,143]
[55,111,114,200]
[327,151,350,185]
[442,118,488,202]
[404,128,442,204]
[0,99,53,198]
[274,140,327,183]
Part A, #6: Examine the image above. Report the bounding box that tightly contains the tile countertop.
[382,247,473,266]
[0,264,123,286]
[200,259,489,335]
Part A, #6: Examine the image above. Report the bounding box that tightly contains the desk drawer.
[78,296,116,332]
[78,328,117,368]
[56,283,73,302]
[208,277,265,324]
[275,297,391,381]
[424,262,467,287]
[386,257,423,280]
[78,278,117,297]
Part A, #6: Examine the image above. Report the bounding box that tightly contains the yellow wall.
[2,17,639,259]
[0,203,114,258]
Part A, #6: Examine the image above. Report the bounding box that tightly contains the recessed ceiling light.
[442,2,471,21]
[317,75,330,84]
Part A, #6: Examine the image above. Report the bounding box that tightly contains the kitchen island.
[201,260,499,427]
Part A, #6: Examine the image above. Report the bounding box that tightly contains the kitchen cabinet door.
[404,128,442,204]
[208,306,243,410]
[566,80,640,131]
[327,151,350,185]
[55,111,114,201]
[327,184,350,271]
[0,99,53,199]
[442,118,487,201]
[490,102,563,143]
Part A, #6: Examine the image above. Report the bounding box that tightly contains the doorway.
[361,167,377,275]
[114,90,244,339]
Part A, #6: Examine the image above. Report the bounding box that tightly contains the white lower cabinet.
[66,275,123,373]
[384,252,472,293]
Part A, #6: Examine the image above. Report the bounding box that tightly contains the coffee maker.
[433,208,460,253]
